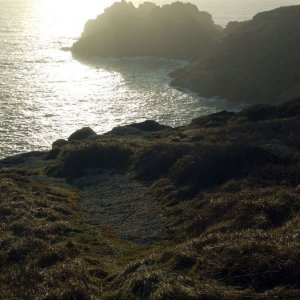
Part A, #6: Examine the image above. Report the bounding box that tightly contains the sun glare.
[36,0,114,37]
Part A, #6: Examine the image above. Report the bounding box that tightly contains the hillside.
[172,5,300,104]
[0,99,300,299]
[71,1,222,61]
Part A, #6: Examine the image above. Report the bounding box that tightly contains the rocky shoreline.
[71,2,300,105]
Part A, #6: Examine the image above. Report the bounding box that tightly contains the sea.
[0,0,299,158]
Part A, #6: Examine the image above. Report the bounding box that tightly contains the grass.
[1,99,299,299]
[62,141,134,178]
[0,169,149,299]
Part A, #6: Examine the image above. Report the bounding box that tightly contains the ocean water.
[0,0,299,158]
[142,0,300,26]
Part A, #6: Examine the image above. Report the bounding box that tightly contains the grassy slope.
[0,168,161,299]
[1,100,300,299]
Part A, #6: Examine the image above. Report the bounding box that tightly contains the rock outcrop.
[71,1,222,61]
[68,127,96,141]
[172,5,300,104]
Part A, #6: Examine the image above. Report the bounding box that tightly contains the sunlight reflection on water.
[0,0,241,158]
[2,0,297,158]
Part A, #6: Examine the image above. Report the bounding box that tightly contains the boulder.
[110,126,152,139]
[68,127,97,142]
[129,120,171,132]
[52,139,68,149]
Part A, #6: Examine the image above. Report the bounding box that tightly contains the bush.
[232,104,278,123]
[171,144,273,190]
[198,231,300,290]
[192,110,235,127]
[232,99,300,123]
[135,143,190,180]
[63,142,133,177]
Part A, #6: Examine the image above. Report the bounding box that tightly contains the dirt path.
[74,170,168,245]
[0,152,168,245]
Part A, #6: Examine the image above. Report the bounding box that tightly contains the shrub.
[192,110,236,127]
[135,143,191,180]
[63,142,133,177]
[171,144,273,190]
[232,104,278,123]
[232,99,300,123]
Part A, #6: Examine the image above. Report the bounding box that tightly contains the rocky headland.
[71,1,222,61]
[1,99,300,299]
[172,5,300,104]
[71,2,300,105]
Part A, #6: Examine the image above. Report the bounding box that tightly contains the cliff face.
[172,5,300,104]
[71,1,222,61]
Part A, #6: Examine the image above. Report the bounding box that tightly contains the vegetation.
[1,100,300,299]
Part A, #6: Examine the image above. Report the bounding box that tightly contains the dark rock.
[192,110,236,127]
[71,1,222,61]
[110,126,152,139]
[172,5,300,104]
[68,127,96,142]
[45,148,61,160]
[129,120,171,132]
[52,139,68,149]
[0,151,45,166]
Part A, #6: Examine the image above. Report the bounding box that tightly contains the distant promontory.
[172,5,300,103]
[71,2,300,104]
[71,1,222,61]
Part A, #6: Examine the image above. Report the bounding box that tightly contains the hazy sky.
[131,0,300,25]
[23,0,300,28]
